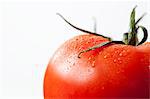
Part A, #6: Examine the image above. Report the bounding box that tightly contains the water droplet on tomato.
[119,53,123,56]
[104,55,107,59]
[121,50,128,57]
[79,47,82,50]
[88,57,92,60]
[122,50,126,53]
[113,59,117,63]
[119,61,122,64]
[65,66,71,73]
[117,58,121,60]
[91,61,95,67]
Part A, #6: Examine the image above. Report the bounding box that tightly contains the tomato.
[44,7,149,98]
[44,34,149,98]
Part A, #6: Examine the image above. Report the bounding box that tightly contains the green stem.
[56,13,111,40]
[128,6,138,46]
[123,6,148,46]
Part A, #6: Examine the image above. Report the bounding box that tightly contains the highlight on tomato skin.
[43,6,150,98]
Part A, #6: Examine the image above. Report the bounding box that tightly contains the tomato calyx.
[123,6,148,46]
[57,6,148,58]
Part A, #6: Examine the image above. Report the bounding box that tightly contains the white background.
[0,0,150,99]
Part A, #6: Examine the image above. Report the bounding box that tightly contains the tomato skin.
[44,34,150,98]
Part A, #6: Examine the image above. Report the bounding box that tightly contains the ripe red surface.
[44,34,150,98]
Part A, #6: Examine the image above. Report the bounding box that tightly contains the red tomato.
[44,34,150,98]
[44,7,150,98]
